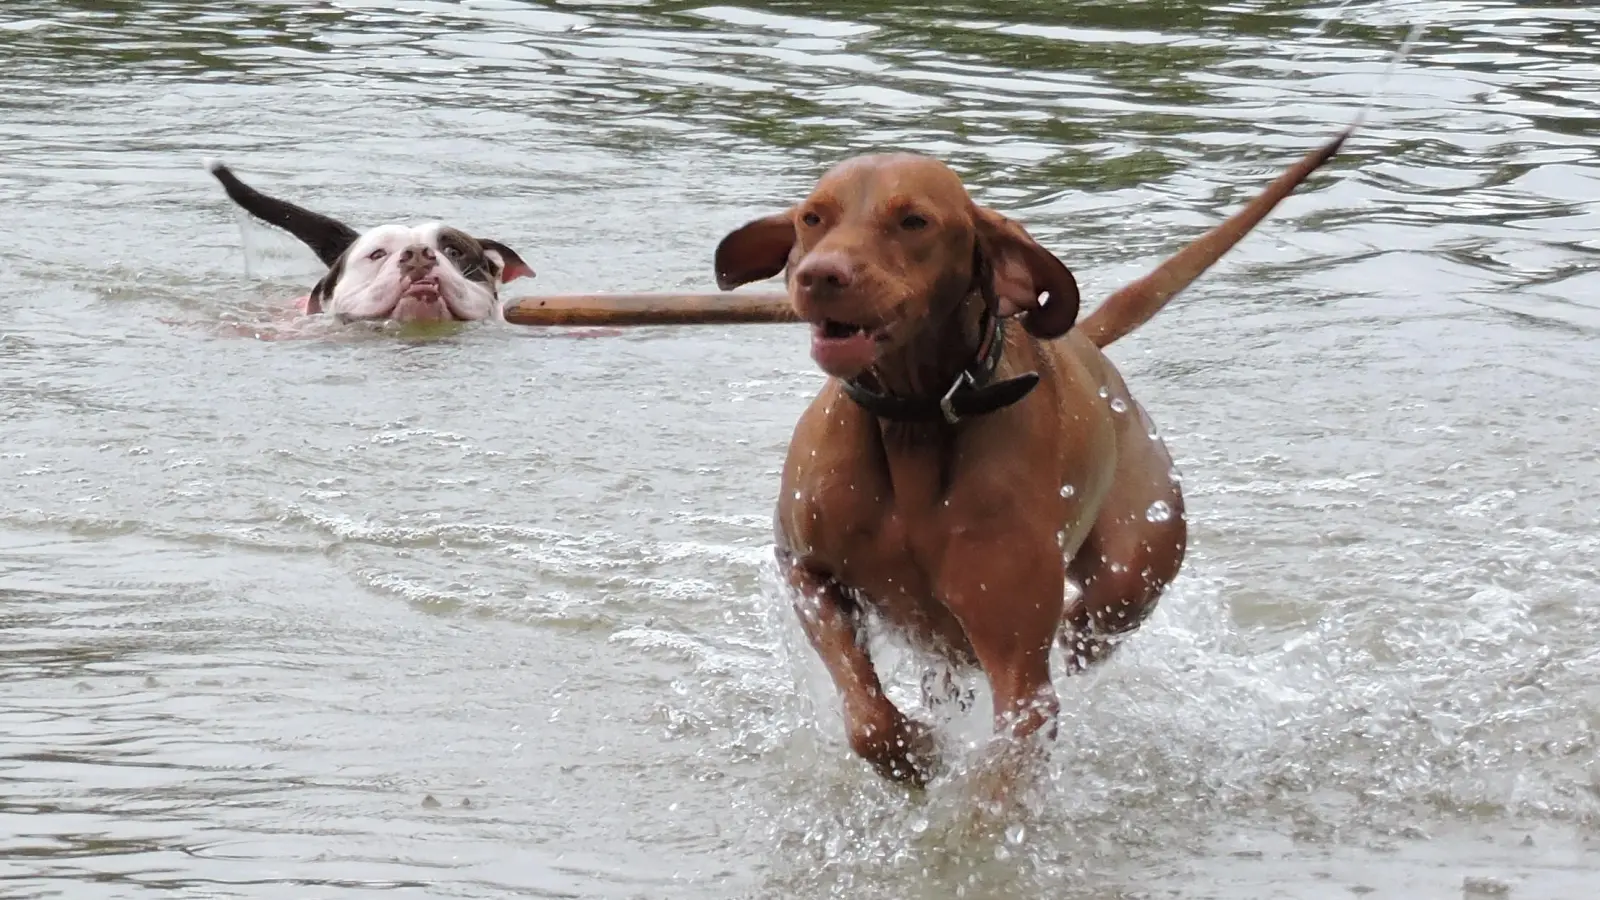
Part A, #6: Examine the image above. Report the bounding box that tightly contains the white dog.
[206,159,533,323]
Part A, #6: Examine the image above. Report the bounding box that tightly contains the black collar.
[840,313,1039,425]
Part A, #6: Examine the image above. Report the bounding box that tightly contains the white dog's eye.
[367,248,387,261]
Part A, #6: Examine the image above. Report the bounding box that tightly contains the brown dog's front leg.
[940,539,1063,787]
[934,547,1062,807]
[780,555,934,785]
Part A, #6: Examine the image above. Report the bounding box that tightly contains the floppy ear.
[972,206,1081,340]
[714,211,796,290]
[479,239,535,283]
[205,159,361,268]
[304,250,348,315]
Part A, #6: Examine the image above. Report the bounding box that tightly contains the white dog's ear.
[479,239,534,283]
[304,250,348,314]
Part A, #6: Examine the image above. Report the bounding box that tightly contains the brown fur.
[715,132,1347,788]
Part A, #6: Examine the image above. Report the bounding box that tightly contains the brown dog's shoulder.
[775,385,884,547]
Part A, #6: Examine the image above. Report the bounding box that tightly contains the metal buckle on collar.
[939,370,976,425]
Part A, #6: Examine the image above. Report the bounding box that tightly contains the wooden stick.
[503,292,795,327]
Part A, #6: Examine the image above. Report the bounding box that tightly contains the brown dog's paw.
[893,717,943,787]
[848,709,941,787]
[959,731,1055,819]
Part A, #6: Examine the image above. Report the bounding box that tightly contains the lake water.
[2,1,1598,897]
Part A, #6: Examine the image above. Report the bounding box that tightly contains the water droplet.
[1059,484,1075,498]
[1056,530,1066,548]
[909,816,929,834]
[1005,823,1028,845]
[1109,397,1128,414]
[793,490,802,500]
[1145,500,1173,523]
[1097,386,1109,398]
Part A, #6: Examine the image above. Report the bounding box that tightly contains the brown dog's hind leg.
[1062,400,1188,672]
[781,557,936,785]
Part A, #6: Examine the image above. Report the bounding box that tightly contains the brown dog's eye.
[801,212,822,227]
[900,214,929,231]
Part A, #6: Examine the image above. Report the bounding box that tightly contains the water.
[3,1,1599,897]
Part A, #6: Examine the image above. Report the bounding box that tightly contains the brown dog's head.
[714,153,1080,379]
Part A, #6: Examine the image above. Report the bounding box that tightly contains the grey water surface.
[2,1,1598,898]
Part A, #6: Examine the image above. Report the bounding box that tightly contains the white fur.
[323,222,504,323]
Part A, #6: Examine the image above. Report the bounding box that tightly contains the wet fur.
[205,159,532,322]
[714,133,1348,791]
[307,222,525,322]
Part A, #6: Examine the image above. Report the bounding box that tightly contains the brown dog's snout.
[398,245,437,278]
[795,252,856,296]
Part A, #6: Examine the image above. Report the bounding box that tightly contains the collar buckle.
[940,370,976,425]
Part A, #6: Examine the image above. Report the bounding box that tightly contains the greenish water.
[2,1,1598,898]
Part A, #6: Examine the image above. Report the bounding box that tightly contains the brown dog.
[714,132,1347,787]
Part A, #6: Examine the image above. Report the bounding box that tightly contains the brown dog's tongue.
[1074,130,1348,350]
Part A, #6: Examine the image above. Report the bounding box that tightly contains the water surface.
[2,1,1598,897]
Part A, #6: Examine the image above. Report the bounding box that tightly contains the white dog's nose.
[399,245,437,277]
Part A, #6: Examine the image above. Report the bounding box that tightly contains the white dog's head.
[206,159,534,324]
[308,223,533,323]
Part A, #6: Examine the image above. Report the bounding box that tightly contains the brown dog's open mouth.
[810,318,887,376]
[817,318,860,338]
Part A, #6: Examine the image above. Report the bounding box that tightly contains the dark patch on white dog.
[206,159,534,322]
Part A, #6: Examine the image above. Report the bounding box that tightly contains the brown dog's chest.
[812,491,983,662]
[781,439,1030,664]
[776,362,1122,663]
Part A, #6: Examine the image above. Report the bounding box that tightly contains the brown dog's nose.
[398,245,437,278]
[795,252,856,294]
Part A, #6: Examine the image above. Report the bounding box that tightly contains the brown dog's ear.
[714,211,796,290]
[479,239,535,283]
[973,206,1081,340]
